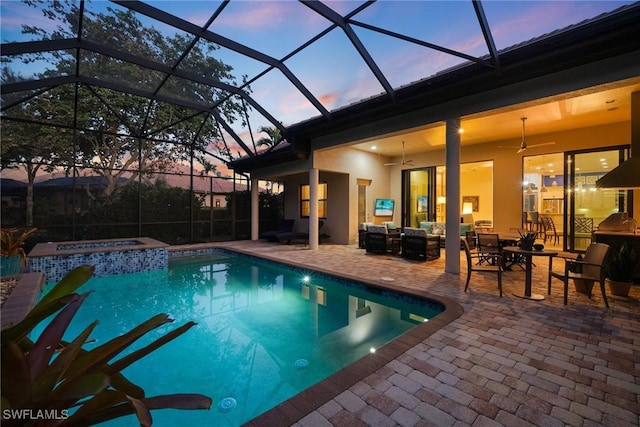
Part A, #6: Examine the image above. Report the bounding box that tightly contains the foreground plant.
[1,265,211,426]
[1,228,38,265]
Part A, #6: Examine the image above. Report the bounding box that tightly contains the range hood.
[596,91,640,189]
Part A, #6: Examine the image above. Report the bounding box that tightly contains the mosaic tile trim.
[30,247,168,283]
[56,240,142,251]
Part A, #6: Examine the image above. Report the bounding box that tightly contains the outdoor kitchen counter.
[593,231,640,281]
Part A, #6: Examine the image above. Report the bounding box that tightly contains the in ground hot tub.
[28,237,169,283]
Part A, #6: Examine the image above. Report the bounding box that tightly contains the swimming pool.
[39,249,447,426]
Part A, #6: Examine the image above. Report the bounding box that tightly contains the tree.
[256,125,284,149]
[0,77,85,226]
[2,0,248,208]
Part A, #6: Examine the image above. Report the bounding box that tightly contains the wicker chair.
[401,227,440,261]
[365,225,396,255]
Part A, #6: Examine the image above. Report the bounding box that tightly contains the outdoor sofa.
[419,221,476,249]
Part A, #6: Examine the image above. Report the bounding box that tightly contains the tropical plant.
[256,125,284,148]
[1,228,37,264]
[0,265,211,426]
[606,242,638,282]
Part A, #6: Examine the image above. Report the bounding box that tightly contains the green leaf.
[26,292,90,380]
[108,321,197,374]
[109,372,145,399]
[31,321,98,402]
[0,340,31,408]
[62,314,172,386]
[1,295,75,343]
[145,393,212,410]
[128,395,152,427]
[51,372,110,401]
[31,265,94,313]
[64,390,132,426]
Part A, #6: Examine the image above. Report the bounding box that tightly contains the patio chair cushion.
[367,225,388,234]
[419,221,472,237]
[381,221,397,231]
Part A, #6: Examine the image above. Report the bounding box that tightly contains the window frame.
[300,182,328,219]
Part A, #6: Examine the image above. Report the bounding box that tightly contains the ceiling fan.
[514,117,555,153]
[384,141,414,166]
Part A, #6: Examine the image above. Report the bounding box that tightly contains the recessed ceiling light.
[371,145,377,150]
[458,128,464,134]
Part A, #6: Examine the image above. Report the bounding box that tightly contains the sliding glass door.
[402,168,436,228]
[566,148,628,251]
[402,161,494,229]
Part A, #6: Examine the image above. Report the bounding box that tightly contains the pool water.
[38,251,443,426]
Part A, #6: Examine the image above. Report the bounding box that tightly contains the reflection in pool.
[43,250,443,426]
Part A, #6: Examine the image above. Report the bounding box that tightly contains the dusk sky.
[1,0,634,173]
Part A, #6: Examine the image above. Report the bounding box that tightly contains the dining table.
[502,246,558,300]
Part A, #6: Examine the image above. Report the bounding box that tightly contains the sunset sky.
[1,0,634,176]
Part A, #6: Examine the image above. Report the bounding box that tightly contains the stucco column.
[309,168,319,250]
[251,177,259,240]
[445,118,461,274]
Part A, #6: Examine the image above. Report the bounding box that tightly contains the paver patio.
[219,241,640,427]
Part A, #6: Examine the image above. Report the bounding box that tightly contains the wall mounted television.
[374,198,395,216]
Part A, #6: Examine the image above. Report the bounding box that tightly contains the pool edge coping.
[205,245,464,427]
[29,237,169,257]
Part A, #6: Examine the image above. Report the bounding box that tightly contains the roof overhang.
[215,3,640,174]
[597,90,640,189]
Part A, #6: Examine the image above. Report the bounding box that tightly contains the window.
[300,183,328,218]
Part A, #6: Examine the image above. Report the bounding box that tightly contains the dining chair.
[476,233,502,266]
[463,238,503,296]
[541,216,560,246]
[548,243,611,307]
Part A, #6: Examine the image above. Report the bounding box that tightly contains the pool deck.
[212,241,640,427]
[4,240,638,426]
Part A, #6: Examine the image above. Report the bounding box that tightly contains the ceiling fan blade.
[384,162,398,166]
[528,142,556,148]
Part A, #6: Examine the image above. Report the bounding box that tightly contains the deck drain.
[218,397,237,413]
[295,358,309,369]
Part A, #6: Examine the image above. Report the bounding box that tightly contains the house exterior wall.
[314,147,392,244]
[243,117,634,247]
[385,121,630,234]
